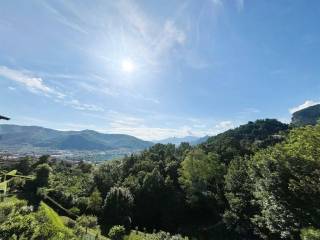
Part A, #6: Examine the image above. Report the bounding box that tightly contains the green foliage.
[15,157,33,175]
[301,228,320,240]
[179,149,225,205]
[78,160,93,173]
[48,162,94,211]
[108,225,126,240]
[0,197,29,222]
[125,231,188,240]
[5,119,315,240]
[249,124,320,238]
[102,187,134,228]
[69,207,80,216]
[178,148,227,228]
[223,157,256,237]
[94,160,123,198]
[202,119,288,163]
[116,143,189,232]
[88,187,103,213]
[34,163,52,188]
[37,155,50,165]
[39,202,71,231]
[76,215,98,234]
[0,199,75,240]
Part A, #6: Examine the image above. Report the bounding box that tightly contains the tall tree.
[102,187,134,230]
[88,187,103,214]
[179,149,226,225]
[34,164,52,188]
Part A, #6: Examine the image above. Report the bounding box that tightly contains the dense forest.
[1,118,320,239]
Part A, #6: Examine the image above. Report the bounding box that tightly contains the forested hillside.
[0,124,153,151]
[1,119,320,239]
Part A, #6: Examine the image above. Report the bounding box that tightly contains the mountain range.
[0,124,153,151]
[1,104,320,154]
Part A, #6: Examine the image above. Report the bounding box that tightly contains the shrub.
[108,225,126,240]
[301,228,320,240]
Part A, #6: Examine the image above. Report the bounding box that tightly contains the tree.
[37,155,50,165]
[16,157,33,175]
[88,187,103,214]
[108,225,126,240]
[201,119,288,163]
[223,157,257,238]
[78,160,93,173]
[34,164,52,188]
[94,160,122,198]
[102,187,134,229]
[76,215,98,234]
[249,125,320,239]
[179,149,226,225]
[137,168,166,229]
[179,149,225,205]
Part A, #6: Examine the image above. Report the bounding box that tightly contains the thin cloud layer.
[0,66,103,112]
[289,100,320,114]
[0,66,64,98]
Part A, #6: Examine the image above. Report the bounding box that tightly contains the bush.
[301,228,320,240]
[108,225,126,240]
[69,207,80,216]
[126,230,189,240]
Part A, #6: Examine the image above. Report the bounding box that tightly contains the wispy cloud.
[214,121,234,132]
[77,81,119,97]
[0,66,65,98]
[0,66,103,112]
[39,0,191,100]
[101,0,188,70]
[289,100,320,114]
[41,1,88,34]
[116,0,150,39]
[153,20,186,57]
[63,99,104,112]
[236,0,245,12]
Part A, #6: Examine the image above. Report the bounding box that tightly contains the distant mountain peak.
[291,104,320,126]
[155,135,208,145]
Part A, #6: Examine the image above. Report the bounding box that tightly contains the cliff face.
[291,104,320,126]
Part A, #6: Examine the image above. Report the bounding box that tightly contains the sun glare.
[121,58,135,73]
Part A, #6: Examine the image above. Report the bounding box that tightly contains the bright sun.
[121,58,135,73]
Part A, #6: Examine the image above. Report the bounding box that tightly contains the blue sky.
[1,0,320,140]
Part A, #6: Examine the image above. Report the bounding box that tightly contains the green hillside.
[0,124,153,151]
